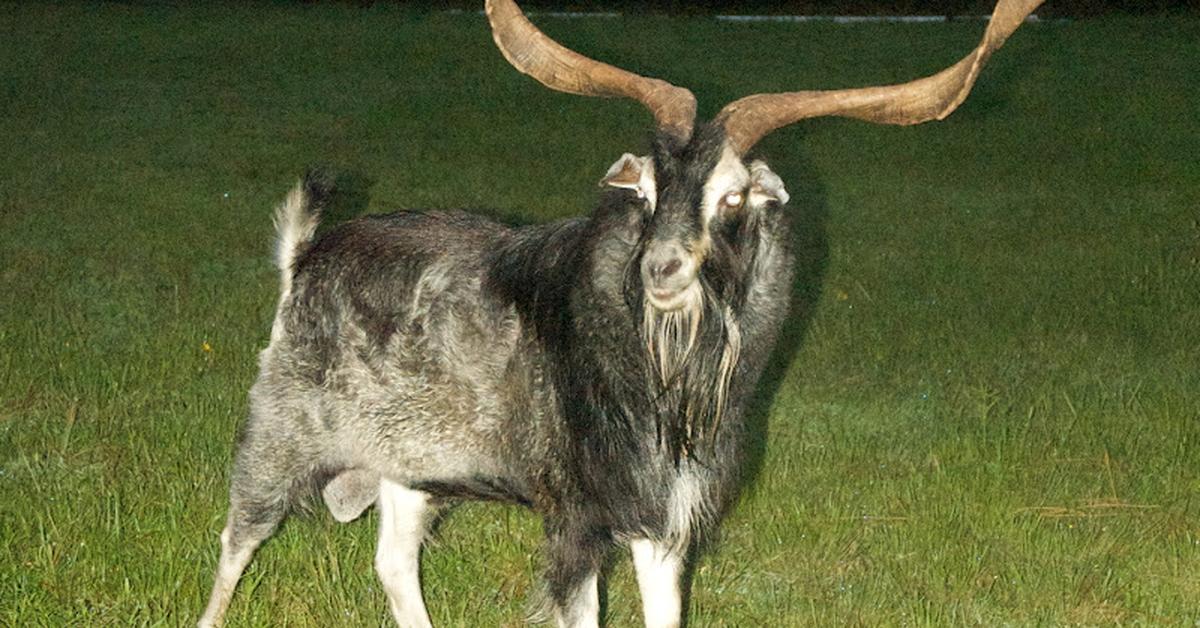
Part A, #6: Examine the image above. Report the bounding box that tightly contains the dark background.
[396,0,1196,18]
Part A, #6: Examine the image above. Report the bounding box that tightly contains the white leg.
[630,539,684,628]
[376,480,433,628]
[198,525,261,628]
[554,572,600,628]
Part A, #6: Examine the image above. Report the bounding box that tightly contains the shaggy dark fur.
[203,122,794,625]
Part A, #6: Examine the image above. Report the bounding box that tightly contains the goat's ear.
[748,160,789,206]
[600,154,657,207]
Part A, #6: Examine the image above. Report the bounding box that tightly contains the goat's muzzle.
[642,241,700,312]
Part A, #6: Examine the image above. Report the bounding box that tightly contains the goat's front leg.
[376,479,434,628]
[630,539,685,628]
[553,570,600,628]
[543,522,605,628]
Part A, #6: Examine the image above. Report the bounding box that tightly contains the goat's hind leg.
[198,423,307,627]
[376,479,435,628]
[198,507,277,628]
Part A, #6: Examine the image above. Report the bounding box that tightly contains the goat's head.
[599,130,789,315]
[487,0,1043,314]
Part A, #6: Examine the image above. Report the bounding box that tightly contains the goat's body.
[202,171,794,626]
[258,189,792,533]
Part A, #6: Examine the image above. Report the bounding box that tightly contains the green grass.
[2,4,1198,626]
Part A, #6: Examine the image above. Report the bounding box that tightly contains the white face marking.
[637,159,658,211]
[701,144,752,225]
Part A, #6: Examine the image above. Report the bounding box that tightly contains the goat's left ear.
[601,153,657,208]
[748,160,789,206]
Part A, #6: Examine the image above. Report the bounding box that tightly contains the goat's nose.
[651,257,683,282]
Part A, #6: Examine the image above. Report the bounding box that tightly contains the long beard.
[642,286,742,462]
[643,286,703,385]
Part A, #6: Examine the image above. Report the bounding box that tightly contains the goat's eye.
[722,191,745,210]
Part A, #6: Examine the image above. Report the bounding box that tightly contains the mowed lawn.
[1,3,1198,626]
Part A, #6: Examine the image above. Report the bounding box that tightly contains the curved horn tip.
[718,0,1044,155]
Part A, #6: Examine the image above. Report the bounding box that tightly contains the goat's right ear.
[600,154,657,209]
[748,160,790,207]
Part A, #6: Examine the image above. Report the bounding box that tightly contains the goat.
[199,1,1042,626]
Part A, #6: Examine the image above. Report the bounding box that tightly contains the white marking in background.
[722,14,946,23]
[451,10,1052,23]
[529,11,620,18]
[448,9,619,18]
[717,14,1044,23]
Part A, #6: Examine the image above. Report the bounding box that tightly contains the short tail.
[273,168,334,296]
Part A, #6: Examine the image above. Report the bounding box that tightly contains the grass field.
[2,3,1198,626]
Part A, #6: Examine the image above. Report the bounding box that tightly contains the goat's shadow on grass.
[740,130,829,499]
